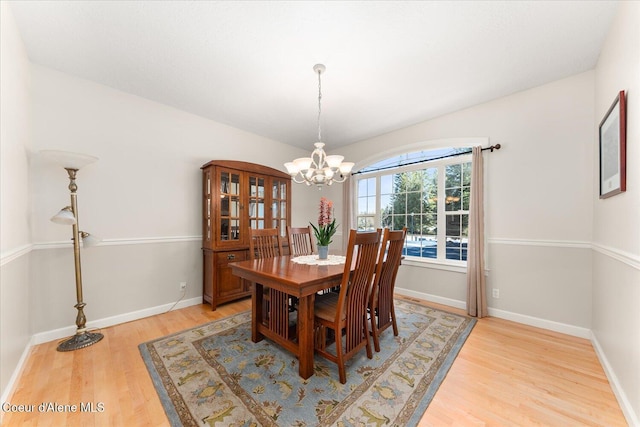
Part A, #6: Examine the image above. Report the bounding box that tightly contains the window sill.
[401,257,467,273]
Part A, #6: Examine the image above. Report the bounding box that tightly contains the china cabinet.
[201,160,291,310]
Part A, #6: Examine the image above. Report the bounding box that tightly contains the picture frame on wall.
[599,90,627,199]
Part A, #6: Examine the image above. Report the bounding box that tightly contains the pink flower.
[318,197,332,226]
[312,197,338,246]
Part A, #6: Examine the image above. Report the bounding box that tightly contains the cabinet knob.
[227,254,235,260]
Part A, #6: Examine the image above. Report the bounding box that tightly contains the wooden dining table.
[229,255,345,379]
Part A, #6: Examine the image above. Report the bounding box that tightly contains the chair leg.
[391,304,399,336]
[314,323,326,350]
[335,328,346,384]
[364,315,373,359]
[371,311,381,352]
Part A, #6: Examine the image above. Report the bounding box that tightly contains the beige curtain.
[466,146,488,318]
[342,178,354,254]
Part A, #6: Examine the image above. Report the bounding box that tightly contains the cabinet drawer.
[215,250,247,265]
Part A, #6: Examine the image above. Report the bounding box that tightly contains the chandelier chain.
[317,67,322,142]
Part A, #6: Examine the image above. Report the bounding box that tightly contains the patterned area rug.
[139,299,475,426]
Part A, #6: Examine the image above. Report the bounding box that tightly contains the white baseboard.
[32,296,203,345]
[487,307,591,339]
[395,287,590,338]
[0,335,35,423]
[591,333,639,427]
[395,287,466,310]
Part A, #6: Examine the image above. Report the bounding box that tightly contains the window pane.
[462,162,471,186]
[446,214,461,236]
[445,164,461,188]
[381,194,392,214]
[380,174,393,194]
[358,178,367,196]
[462,214,469,237]
[358,177,375,197]
[422,213,437,235]
[367,197,376,215]
[357,216,375,231]
[394,193,406,215]
[462,187,470,210]
[381,213,392,228]
[445,188,461,211]
[446,239,462,261]
[394,172,407,192]
[392,215,406,230]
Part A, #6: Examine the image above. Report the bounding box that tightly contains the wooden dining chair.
[249,228,290,335]
[313,228,382,384]
[369,227,407,352]
[286,225,315,256]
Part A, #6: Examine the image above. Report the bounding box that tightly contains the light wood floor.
[2,296,627,426]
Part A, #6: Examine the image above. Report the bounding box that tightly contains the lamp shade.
[339,162,355,174]
[325,155,344,168]
[40,150,98,170]
[284,162,299,175]
[80,232,101,247]
[294,157,313,171]
[51,206,76,225]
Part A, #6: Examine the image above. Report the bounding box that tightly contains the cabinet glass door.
[272,179,288,235]
[203,169,213,246]
[248,175,265,229]
[219,170,242,242]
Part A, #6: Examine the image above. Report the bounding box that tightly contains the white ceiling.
[10,1,618,150]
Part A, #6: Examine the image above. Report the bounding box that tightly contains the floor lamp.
[43,150,104,352]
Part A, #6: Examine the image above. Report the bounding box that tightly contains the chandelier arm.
[312,148,324,170]
[291,175,308,184]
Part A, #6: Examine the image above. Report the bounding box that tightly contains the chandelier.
[284,64,354,187]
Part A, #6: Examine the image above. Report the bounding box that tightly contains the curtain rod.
[352,143,501,175]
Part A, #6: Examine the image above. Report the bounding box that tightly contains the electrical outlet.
[180,282,187,291]
[492,288,499,299]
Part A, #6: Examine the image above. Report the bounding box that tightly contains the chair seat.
[313,293,345,322]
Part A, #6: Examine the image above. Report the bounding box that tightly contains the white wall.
[592,2,640,424]
[26,65,315,333]
[0,2,32,402]
[340,71,595,334]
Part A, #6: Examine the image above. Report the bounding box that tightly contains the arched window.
[355,148,471,264]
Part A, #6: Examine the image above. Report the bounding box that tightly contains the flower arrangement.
[310,197,338,247]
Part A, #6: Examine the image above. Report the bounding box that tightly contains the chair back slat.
[249,228,283,260]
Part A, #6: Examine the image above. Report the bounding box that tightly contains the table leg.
[297,293,315,379]
[251,282,264,343]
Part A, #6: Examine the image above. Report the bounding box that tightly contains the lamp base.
[57,331,104,352]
